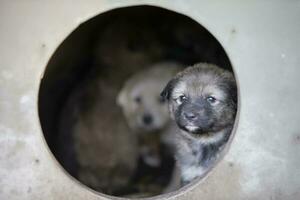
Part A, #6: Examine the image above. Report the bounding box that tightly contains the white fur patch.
[181,165,205,182]
[185,125,199,132]
[200,130,227,145]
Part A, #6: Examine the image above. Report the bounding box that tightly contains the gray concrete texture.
[0,1,300,199]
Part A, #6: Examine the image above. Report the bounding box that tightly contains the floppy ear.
[160,78,177,101]
[229,80,238,106]
[220,71,238,106]
[117,88,127,106]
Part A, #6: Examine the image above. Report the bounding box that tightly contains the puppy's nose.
[183,112,197,121]
[143,114,153,125]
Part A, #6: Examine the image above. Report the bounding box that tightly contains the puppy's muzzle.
[181,104,202,124]
[182,111,198,122]
[142,114,153,125]
[178,103,213,133]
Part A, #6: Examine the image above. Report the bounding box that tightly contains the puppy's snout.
[183,111,198,121]
[142,114,153,125]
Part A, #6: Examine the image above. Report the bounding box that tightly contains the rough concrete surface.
[0,1,300,200]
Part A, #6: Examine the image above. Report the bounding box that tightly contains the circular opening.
[38,5,237,198]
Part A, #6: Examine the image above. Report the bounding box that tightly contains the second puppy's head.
[161,63,237,138]
[117,63,182,133]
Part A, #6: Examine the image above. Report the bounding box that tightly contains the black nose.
[183,112,197,121]
[143,114,153,125]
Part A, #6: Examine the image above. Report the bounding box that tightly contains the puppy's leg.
[180,164,206,185]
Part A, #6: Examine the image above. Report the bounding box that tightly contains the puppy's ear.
[229,80,238,105]
[223,73,238,108]
[160,78,177,101]
[117,89,127,107]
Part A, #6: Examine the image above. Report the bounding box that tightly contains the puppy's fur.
[117,62,182,166]
[161,63,237,184]
[117,62,183,193]
[117,62,182,134]
[58,79,139,194]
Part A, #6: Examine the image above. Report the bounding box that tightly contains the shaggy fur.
[161,63,237,184]
[117,62,183,192]
[117,62,182,166]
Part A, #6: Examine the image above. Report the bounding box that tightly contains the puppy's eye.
[206,96,217,104]
[134,96,142,104]
[179,95,187,102]
[175,95,187,104]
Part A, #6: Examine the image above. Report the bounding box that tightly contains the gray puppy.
[161,63,237,185]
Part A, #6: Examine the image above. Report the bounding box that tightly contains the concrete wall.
[0,1,300,199]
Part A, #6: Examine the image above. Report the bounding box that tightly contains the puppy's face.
[118,78,170,133]
[161,64,237,138]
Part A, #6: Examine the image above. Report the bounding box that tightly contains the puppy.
[117,62,182,166]
[58,79,139,194]
[161,63,237,185]
[117,62,183,194]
